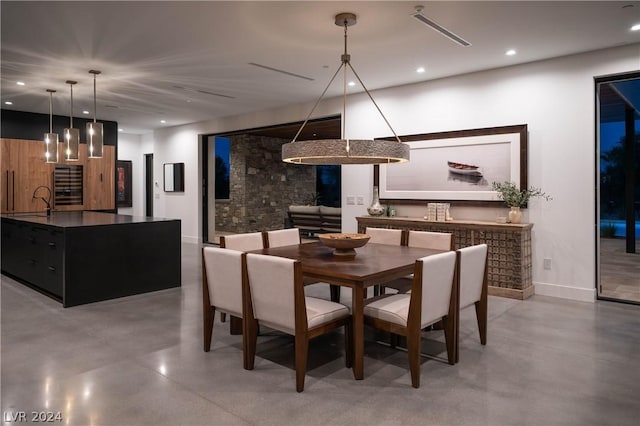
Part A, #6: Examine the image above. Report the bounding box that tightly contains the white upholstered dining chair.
[365,227,404,296]
[407,230,453,251]
[219,232,265,252]
[456,244,488,363]
[219,232,266,323]
[243,253,352,392]
[365,227,403,245]
[201,247,244,356]
[363,250,458,388]
[387,230,454,294]
[264,228,301,248]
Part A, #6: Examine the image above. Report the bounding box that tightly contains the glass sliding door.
[596,73,640,304]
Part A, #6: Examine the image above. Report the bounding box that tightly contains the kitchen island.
[1,211,181,307]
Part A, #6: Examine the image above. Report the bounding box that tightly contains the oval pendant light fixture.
[44,89,59,163]
[86,69,103,158]
[64,80,79,161]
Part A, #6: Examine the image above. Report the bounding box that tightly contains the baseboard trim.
[488,285,534,300]
[182,235,200,244]
[534,281,596,303]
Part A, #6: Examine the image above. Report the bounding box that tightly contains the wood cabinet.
[84,145,115,210]
[1,138,54,213]
[357,216,534,300]
[1,138,115,213]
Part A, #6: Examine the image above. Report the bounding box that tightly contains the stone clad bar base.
[357,216,533,300]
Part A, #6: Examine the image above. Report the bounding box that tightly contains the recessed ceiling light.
[82,110,89,114]
[5,101,13,105]
[416,67,426,73]
[160,120,166,124]
[631,23,640,31]
[348,81,356,87]
[505,49,517,56]
[16,81,25,86]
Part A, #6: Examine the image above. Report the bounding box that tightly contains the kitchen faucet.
[32,185,52,217]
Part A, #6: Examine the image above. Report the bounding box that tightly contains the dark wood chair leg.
[204,305,214,352]
[295,334,309,392]
[390,333,399,348]
[330,285,340,303]
[442,316,456,365]
[244,319,258,370]
[221,312,227,323]
[475,300,487,345]
[230,315,242,335]
[406,329,421,389]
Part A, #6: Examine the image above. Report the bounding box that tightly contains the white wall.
[138,44,639,300]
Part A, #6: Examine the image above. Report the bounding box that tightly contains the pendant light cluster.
[43,69,104,163]
[281,13,409,165]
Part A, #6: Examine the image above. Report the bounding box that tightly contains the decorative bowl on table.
[318,233,370,258]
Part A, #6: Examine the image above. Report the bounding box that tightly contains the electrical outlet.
[543,258,552,270]
[346,196,355,205]
[356,196,364,205]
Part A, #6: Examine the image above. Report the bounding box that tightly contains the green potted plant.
[491,181,552,223]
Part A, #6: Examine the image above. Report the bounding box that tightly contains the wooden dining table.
[249,241,445,380]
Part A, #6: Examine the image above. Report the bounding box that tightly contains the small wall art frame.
[116,160,132,207]
[375,124,528,206]
[164,162,185,192]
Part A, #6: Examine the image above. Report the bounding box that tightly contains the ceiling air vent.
[411,6,471,47]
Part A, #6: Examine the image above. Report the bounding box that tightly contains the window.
[316,165,341,207]
[215,136,230,199]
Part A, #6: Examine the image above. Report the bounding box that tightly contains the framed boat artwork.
[375,124,527,206]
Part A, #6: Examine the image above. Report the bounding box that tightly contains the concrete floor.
[600,237,640,303]
[2,242,640,425]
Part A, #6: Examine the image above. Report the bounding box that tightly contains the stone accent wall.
[216,135,316,233]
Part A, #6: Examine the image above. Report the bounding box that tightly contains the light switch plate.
[356,196,364,205]
[346,196,355,205]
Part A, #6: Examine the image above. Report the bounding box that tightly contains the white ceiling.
[2,1,639,134]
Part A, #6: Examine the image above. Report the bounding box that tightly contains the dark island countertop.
[2,211,179,228]
[2,210,181,307]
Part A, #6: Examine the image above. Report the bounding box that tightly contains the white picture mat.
[380,132,522,201]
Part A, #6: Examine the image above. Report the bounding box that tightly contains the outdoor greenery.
[491,181,552,207]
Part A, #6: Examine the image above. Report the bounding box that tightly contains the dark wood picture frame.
[374,124,528,207]
[116,160,132,207]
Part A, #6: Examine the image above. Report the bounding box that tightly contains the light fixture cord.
[291,63,344,143]
[342,21,348,142]
[49,91,53,133]
[93,73,97,123]
[347,62,402,143]
[69,84,73,128]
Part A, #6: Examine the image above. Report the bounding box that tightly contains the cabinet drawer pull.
[48,242,56,247]
[48,266,56,271]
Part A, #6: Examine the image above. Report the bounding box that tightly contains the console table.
[357,216,533,300]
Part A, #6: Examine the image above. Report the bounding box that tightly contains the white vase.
[508,206,522,224]
[367,186,385,216]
